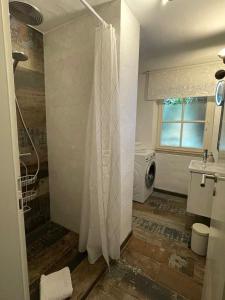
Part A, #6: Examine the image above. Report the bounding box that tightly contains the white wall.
[45,0,140,242]
[44,1,121,233]
[139,51,223,73]
[136,62,219,195]
[136,74,157,149]
[119,0,140,242]
[135,79,200,194]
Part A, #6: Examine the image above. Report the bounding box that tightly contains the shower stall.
[10,3,81,298]
[10,2,42,215]
[6,0,140,298]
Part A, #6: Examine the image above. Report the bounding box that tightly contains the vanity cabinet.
[187,172,214,218]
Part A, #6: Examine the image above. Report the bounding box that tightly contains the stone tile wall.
[10,17,50,233]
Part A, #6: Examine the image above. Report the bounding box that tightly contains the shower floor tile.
[26,221,85,300]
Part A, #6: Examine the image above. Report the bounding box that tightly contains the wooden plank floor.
[82,192,205,300]
[27,221,85,300]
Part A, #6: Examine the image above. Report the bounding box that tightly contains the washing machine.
[133,149,156,203]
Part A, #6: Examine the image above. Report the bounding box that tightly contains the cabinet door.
[187,172,214,217]
[202,176,225,300]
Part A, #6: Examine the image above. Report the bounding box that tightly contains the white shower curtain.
[79,24,121,266]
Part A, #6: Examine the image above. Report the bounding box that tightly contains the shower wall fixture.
[9,1,43,26]
[10,12,50,233]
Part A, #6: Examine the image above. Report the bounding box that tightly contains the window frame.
[156,96,215,155]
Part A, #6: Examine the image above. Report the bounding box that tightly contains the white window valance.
[145,61,222,101]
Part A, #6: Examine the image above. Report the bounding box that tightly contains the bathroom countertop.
[189,160,225,175]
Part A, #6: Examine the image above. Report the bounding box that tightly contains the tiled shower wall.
[10,18,50,234]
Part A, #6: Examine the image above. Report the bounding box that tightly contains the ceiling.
[9,0,112,33]
[9,0,225,69]
[127,0,225,69]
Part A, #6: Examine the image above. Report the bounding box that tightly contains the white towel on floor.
[40,267,73,300]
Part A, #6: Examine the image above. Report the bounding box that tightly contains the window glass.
[160,97,207,150]
[182,123,205,148]
[163,98,182,121]
[160,123,181,147]
[183,97,207,121]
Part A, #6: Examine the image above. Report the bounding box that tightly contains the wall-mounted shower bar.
[80,0,108,26]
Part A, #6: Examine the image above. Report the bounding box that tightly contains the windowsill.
[155,147,203,157]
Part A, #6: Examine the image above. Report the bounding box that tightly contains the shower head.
[12,51,28,73]
[12,51,28,62]
[9,1,43,26]
[215,69,225,80]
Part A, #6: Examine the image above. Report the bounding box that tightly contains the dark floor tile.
[133,215,191,246]
[27,222,83,300]
[156,264,202,300]
[26,221,70,258]
[88,261,187,300]
[29,192,205,300]
[71,257,107,299]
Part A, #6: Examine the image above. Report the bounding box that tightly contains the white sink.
[189,160,225,175]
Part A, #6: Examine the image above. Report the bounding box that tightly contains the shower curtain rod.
[80,0,108,26]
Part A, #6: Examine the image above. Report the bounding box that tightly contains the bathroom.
[0,0,225,299]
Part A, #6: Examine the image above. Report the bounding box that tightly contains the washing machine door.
[145,161,156,188]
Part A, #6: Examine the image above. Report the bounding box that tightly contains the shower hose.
[15,96,40,179]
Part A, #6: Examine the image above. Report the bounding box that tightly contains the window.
[157,97,214,153]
